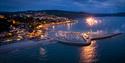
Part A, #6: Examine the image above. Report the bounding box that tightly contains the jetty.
[56,31,122,46]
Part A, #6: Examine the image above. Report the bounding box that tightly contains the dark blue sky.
[0,0,125,13]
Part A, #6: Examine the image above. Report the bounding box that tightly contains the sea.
[0,16,125,63]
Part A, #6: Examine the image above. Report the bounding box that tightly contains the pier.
[55,31,123,46]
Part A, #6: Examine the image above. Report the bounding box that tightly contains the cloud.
[73,0,125,7]
[0,0,125,13]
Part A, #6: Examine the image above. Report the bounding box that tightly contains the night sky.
[0,0,125,13]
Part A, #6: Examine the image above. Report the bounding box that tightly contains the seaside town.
[0,12,76,44]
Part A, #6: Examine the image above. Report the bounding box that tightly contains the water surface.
[0,16,125,63]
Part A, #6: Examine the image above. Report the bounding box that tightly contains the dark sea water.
[0,16,125,63]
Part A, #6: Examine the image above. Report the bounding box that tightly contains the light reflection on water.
[66,23,73,30]
[39,47,47,62]
[40,47,46,57]
[79,41,97,63]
